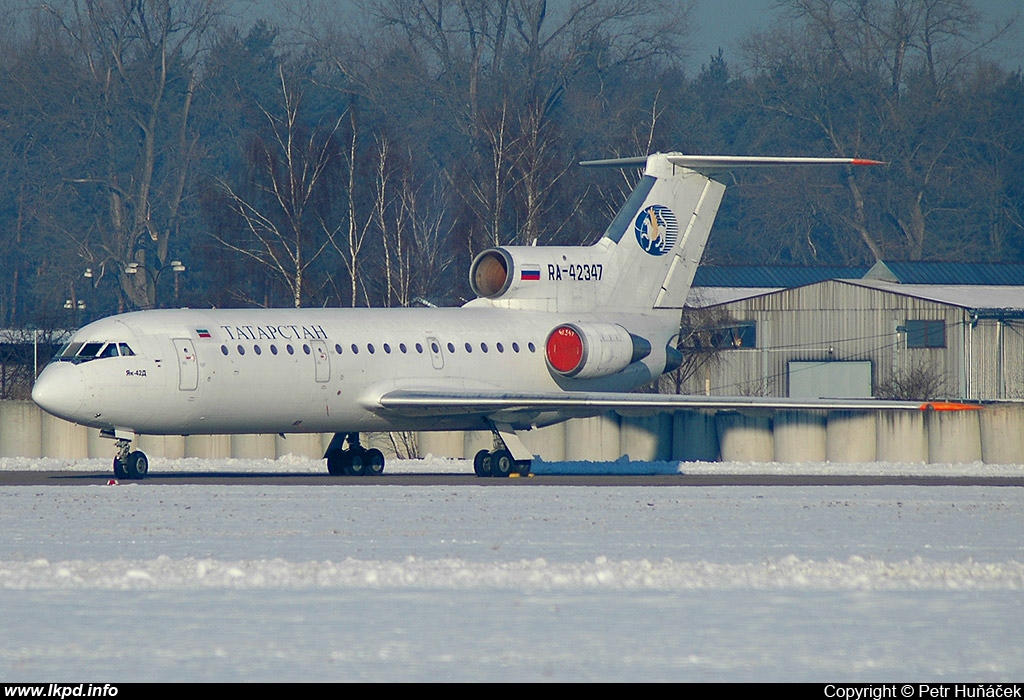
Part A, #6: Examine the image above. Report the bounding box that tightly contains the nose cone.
[32,363,85,422]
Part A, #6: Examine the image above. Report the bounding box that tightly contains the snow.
[1,455,1023,682]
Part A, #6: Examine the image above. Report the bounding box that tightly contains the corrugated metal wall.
[682,281,1021,401]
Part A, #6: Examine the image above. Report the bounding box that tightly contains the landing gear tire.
[324,434,386,477]
[125,451,148,480]
[516,460,531,476]
[326,449,348,476]
[113,457,128,479]
[490,449,513,478]
[365,448,385,476]
[345,447,367,476]
[473,449,492,477]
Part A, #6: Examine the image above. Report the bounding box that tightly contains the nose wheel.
[112,439,149,480]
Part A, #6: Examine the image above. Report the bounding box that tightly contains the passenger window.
[271,345,278,355]
[237,345,245,355]
[447,342,455,353]
[528,342,536,352]
[464,342,472,353]
[383,343,392,354]
[512,342,520,353]
[303,344,311,355]
[335,344,343,354]
[367,344,375,354]
[254,345,262,355]
[351,344,359,354]
[400,343,408,354]
[480,343,488,353]
[287,345,295,355]
[496,342,504,353]
[221,345,229,355]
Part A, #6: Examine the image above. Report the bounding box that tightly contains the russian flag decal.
[521,266,541,281]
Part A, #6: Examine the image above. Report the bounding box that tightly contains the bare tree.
[212,65,344,308]
[41,0,224,310]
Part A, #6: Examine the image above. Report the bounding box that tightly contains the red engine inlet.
[545,322,651,379]
[546,325,585,374]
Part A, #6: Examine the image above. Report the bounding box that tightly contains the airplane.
[31,152,972,479]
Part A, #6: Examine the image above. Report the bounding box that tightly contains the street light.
[124,260,187,305]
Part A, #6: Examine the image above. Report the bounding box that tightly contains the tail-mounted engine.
[468,245,613,311]
[545,322,651,379]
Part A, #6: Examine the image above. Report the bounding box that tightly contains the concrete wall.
[4,401,1022,465]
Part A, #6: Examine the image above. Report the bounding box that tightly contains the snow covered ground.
[1,455,1023,682]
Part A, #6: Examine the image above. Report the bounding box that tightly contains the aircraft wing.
[372,389,978,421]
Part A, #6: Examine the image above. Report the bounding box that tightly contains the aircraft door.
[311,340,330,382]
[426,336,444,370]
[172,338,199,391]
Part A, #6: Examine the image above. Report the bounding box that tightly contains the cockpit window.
[54,341,137,363]
[78,342,104,359]
[58,342,83,359]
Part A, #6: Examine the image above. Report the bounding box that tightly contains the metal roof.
[864,261,1024,285]
[692,266,866,287]
[845,280,1024,314]
[694,261,1024,288]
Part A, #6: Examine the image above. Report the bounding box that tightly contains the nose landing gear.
[112,437,149,480]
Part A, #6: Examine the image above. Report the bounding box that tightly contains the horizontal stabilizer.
[581,153,886,175]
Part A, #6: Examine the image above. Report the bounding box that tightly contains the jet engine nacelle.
[545,322,651,379]
[468,246,613,311]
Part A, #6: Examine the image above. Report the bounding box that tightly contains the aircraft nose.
[31,363,84,421]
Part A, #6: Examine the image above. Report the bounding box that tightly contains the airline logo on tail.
[634,205,678,256]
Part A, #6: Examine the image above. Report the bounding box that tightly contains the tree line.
[0,0,1019,329]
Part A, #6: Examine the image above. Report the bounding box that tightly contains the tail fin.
[466,153,883,312]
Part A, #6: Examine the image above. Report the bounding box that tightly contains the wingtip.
[851,158,887,166]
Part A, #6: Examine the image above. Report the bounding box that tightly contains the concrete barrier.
[875,411,928,463]
[185,434,232,459]
[4,400,1023,465]
[41,412,88,459]
[619,413,672,462]
[825,411,877,463]
[230,433,276,459]
[564,413,620,461]
[138,434,186,459]
[979,405,1024,464]
[926,409,982,464]
[716,412,774,462]
[520,423,567,461]
[773,410,827,462]
[672,411,719,462]
[417,430,464,459]
[0,401,42,458]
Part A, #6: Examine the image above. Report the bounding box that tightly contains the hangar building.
[683,262,1024,401]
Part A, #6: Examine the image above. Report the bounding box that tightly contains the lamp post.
[124,260,187,307]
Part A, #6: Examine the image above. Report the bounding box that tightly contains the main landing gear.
[473,423,532,478]
[473,448,531,478]
[325,432,385,476]
[112,438,149,480]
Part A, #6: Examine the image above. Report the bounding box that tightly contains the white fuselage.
[32,307,677,437]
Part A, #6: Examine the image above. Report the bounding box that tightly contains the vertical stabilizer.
[465,152,882,313]
[590,153,725,310]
